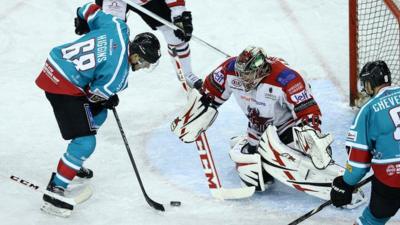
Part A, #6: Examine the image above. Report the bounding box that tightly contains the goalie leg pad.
[229,137,267,192]
[171,89,218,143]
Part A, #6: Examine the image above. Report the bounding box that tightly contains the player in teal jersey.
[35,3,161,217]
[330,60,400,225]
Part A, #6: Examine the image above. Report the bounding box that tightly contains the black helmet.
[359,60,391,91]
[129,32,161,64]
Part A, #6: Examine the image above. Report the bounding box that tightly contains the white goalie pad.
[293,126,333,170]
[229,136,266,192]
[171,89,218,143]
[258,125,367,208]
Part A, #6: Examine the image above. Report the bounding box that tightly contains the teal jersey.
[39,3,130,99]
[344,86,400,188]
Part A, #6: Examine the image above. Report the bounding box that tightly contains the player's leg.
[229,136,274,191]
[42,93,100,215]
[130,0,200,88]
[356,177,400,225]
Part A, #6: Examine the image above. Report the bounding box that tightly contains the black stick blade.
[146,197,165,211]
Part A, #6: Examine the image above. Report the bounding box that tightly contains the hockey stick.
[171,48,255,200]
[287,175,373,225]
[112,107,165,211]
[120,0,231,58]
[0,173,93,206]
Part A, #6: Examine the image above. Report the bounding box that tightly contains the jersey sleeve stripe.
[348,160,371,169]
[371,158,400,164]
[349,148,372,163]
[84,4,101,21]
[345,141,369,150]
[166,0,185,7]
[87,9,100,23]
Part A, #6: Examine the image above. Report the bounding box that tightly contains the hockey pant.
[357,177,400,225]
[45,93,108,188]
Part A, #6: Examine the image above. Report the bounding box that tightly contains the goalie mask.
[129,32,161,71]
[358,60,391,96]
[235,46,271,92]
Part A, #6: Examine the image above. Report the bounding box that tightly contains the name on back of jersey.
[97,35,108,63]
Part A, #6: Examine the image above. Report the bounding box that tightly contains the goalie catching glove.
[171,89,218,143]
[293,125,333,170]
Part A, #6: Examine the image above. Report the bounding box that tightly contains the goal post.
[349,0,400,106]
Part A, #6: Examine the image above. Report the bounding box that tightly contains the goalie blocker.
[171,89,218,143]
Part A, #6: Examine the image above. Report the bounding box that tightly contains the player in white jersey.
[75,0,201,89]
[171,46,327,191]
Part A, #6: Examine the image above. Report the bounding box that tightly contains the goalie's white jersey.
[203,57,322,146]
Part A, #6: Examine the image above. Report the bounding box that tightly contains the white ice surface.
[0,1,399,225]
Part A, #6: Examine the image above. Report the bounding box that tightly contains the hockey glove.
[241,143,258,154]
[330,176,355,207]
[101,94,119,109]
[171,89,218,143]
[74,8,90,35]
[173,11,193,42]
[193,79,203,91]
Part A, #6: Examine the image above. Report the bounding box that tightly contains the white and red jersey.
[203,57,322,146]
[98,0,186,20]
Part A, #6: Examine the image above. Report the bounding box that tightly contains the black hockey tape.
[170,201,181,207]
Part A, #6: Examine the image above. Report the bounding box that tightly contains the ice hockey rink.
[0,0,399,224]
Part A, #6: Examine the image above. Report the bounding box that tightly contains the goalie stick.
[0,173,93,206]
[120,0,254,200]
[287,175,373,225]
[171,48,255,200]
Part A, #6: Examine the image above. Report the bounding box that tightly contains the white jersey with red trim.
[203,57,322,146]
[99,0,185,20]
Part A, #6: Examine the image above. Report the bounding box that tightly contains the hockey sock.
[167,43,200,87]
[358,207,390,225]
[53,135,96,188]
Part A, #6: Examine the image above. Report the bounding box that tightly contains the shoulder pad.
[276,69,298,86]
[226,57,237,73]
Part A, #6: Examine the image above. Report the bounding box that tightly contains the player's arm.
[283,70,322,130]
[330,107,372,207]
[87,31,130,107]
[170,59,234,143]
[342,108,372,185]
[87,54,130,103]
[75,3,126,35]
[164,0,193,42]
[202,58,236,105]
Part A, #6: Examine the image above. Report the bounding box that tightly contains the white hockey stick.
[120,0,231,58]
[0,173,93,206]
[171,49,255,200]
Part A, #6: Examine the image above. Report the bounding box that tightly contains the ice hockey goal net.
[349,0,400,106]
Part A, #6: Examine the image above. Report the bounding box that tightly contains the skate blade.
[40,202,72,218]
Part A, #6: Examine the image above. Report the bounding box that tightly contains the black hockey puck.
[170,201,181,207]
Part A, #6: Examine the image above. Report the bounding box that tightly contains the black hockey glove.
[173,11,193,42]
[199,91,220,110]
[330,176,355,207]
[101,94,119,109]
[193,79,203,91]
[74,8,90,35]
[241,143,258,154]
